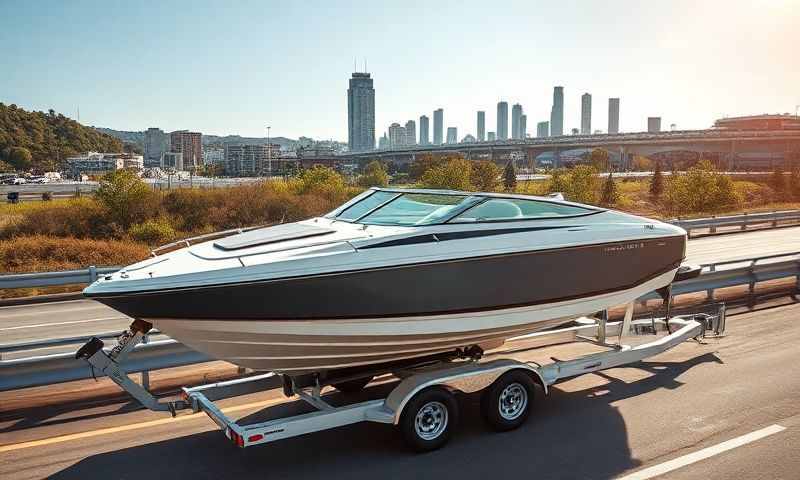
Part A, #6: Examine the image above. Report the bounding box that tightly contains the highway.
[2,225,799,355]
[1,302,799,479]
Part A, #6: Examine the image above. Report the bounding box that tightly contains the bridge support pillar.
[730,141,736,171]
[618,146,626,171]
[553,148,560,169]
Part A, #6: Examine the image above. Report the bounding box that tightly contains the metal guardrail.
[671,210,800,238]
[1,251,798,392]
[0,266,119,289]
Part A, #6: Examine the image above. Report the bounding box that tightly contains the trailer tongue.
[75,304,725,452]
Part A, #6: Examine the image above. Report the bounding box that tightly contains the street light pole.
[266,126,271,177]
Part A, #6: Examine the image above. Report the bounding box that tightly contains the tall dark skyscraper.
[608,98,620,134]
[419,115,430,145]
[511,103,523,139]
[347,72,375,151]
[581,93,592,134]
[520,114,527,139]
[433,108,444,145]
[497,101,509,140]
[477,111,485,141]
[550,86,564,136]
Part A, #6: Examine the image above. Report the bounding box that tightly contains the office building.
[347,72,376,151]
[511,103,523,139]
[477,111,486,141]
[405,120,416,145]
[608,98,620,134]
[170,130,202,170]
[224,144,280,176]
[648,117,662,133]
[433,108,444,144]
[550,86,564,136]
[520,114,527,139]
[419,115,430,145]
[143,128,169,167]
[487,132,496,141]
[446,127,458,144]
[202,146,225,165]
[580,93,592,134]
[378,133,390,149]
[536,121,549,138]
[497,101,509,140]
[66,152,143,176]
[388,123,406,148]
[161,152,183,171]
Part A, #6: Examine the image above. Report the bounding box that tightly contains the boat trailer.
[75,304,725,452]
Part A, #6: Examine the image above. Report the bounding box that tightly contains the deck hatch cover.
[214,224,336,251]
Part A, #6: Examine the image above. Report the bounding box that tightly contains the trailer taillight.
[248,434,263,442]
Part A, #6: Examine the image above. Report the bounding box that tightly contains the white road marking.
[0,317,127,331]
[618,424,786,480]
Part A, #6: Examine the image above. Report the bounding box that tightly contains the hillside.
[0,103,123,171]
[95,127,298,150]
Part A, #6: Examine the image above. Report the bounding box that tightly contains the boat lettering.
[603,242,646,253]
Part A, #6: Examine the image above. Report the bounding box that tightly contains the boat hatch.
[214,224,336,251]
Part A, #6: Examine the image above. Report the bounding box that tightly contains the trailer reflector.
[248,434,264,442]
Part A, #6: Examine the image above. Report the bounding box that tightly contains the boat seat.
[471,200,523,220]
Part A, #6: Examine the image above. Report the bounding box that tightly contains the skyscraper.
[497,101,509,140]
[405,120,416,145]
[170,130,202,170]
[144,127,168,167]
[550,86,564,136]
[536,121,549,138]
[581,93,592,135]
[347,72,375,151]
[446,127,458,144]
[477,111,486,141]
[419,115,430,145]
[511,103,523,139]
[608,98,620,134]
[388,123,406,148]
[487,132,496,141]
[648,117,662,133]
[520,115,527,139]
[433,108,444,145]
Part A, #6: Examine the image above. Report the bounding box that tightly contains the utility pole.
[266,126,271,177]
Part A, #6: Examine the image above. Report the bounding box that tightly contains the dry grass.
[0,235,150,274]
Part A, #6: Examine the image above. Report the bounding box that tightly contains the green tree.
[663,160,738,215]
[357,160,389,187]
[410,154,454,180]
[649,161,664,198]
[503,161,517,191]
[7,146,33,171]
[0,159,13,172]
[769,167,787,201]
[548,168,570,195]
[470,160,501,191]
[568,165,600,204]
[600,172,619,206]
[94,169,155,229]
[589,148,610,172]
[420,158,473,190]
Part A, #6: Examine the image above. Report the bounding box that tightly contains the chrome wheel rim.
[414,401,448,441]
[498,383,528,420]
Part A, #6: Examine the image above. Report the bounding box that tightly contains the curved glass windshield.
[337,192,479,226]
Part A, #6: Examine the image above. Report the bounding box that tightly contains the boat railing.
[149,225,265,257]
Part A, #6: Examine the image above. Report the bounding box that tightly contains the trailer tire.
[481,370,535,432]
[332,376,372,393]
[399,387,458,452]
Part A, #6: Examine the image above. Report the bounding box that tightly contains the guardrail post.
[741,212,747,231]
[141,333,150,391]
[772,210,778,228]
[709,216,716,235]
[706,264,716,301]
[748,259,757,309]
[88,266,97,283]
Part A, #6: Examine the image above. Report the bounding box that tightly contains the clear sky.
[1,0,798,141]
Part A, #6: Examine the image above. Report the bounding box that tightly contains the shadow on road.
[49,352,721,480]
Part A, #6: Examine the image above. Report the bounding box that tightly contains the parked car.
[11,177,27,185]
[29,176,49,184]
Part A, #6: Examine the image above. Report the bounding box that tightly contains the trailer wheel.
[399,387,458,452]
[481,370,535,432]
[332,376,373,393]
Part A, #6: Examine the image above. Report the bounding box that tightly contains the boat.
[83,187,691,375]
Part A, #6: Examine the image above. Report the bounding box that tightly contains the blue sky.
[1,0,798,141]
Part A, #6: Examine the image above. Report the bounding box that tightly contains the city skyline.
[1,1,798,142]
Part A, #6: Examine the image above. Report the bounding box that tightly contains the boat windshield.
[337,192,480,226]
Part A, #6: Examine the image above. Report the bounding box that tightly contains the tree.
[662,160,738,215]
[503,161,517,191]
[470,160,501,191]
[94,169,155,229]
[600,172,619,206]
[0,159,13,172]
[769,166,787,201]
[568,165,600,204]
[357,160,389,187]
[649,161,664,198]
[630,155,654,171]
[420,158,473,190]
[589,148,610,172]
[7,146,33,171]
[410,154,454,180]
[789,166,800,201]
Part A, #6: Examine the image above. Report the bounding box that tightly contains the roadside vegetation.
[2,157,800,285]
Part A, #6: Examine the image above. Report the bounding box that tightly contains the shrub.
[129,218,177,245]
[649,162,664,198]
[662,160,739,214]
[357,161,389,187]
[94,169,157,228]
[0,235,149,273]
[297,166,349,203]
[503,161,517,191]
[589,149,610,172]
[162,188,217,232]
[0,197,111,239]
[600,173,619,206]
[769,167,787,201]
[470,160,502,191]
[420,158,473,190]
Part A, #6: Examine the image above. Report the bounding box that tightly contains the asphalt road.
[0,302,798,479]
[2,225,799,353]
